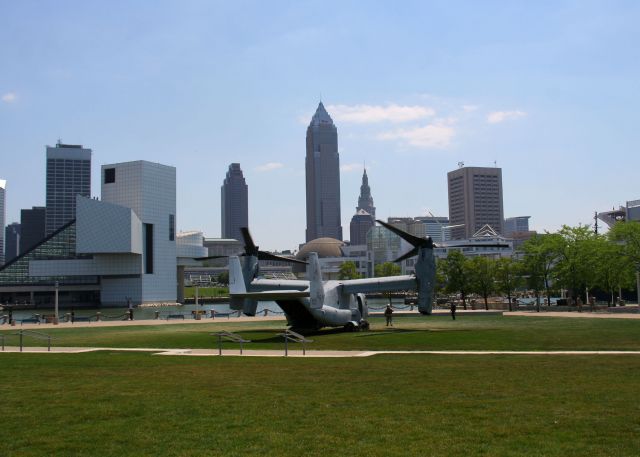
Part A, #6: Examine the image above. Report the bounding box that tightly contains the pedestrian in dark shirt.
[450,303,457,320]
[384,304,394,327]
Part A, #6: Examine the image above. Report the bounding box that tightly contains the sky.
[1,0,639,251]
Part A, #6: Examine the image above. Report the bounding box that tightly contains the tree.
[467,256,496,310]
[338,261,361,280]
[495,257,522,311]
[608,221,640,304]
[593,237,635,305]
[553,225,597,305]
[375,262,401,277]
[442,250,471,309]
[521,233,563,311]
[217,271,229,285]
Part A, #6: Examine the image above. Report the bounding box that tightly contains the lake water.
[2,298,407,322]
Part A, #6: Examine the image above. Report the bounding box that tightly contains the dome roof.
[296,238,345,259]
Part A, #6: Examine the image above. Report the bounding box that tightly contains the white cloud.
[340,163,364,172]
[487,110,527,124]
[255,162,284,172]
[377,122,455,149]
[1,92,17,103]
[326,104,435,124]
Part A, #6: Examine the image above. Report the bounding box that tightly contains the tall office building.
[305,102,342,241]
[447,166,504,239]
[356,168,375,218]
[20,206,46,254]
[4,223,20,263]
[45,142,91,235]
[503,216,531,237]
[220,163,248,242]
[0,179,5,264]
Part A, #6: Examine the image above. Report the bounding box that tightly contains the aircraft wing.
[250,278,310,292]
[340,275,417,294]
[230,290,310,301]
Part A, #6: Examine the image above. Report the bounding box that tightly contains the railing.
[278,329,313,356]
[1,329,56,352]
[211,331,251,355]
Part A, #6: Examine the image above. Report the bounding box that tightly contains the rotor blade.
[376,219,430,248]
[240,227,258,255]
[257,251,308,265]
[193,255,228,261]
[393,246,420,263]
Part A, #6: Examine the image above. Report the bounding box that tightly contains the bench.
[20,318,40,325]
[167,314,185,320]
[72,317,91,323]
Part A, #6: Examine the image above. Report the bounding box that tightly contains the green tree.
[495,257,522,311]
[442,250,471,309]
[467,256,496,310]
[608,221,640,303]
[521,233,563,311]
[338,261,361,280]
[554,225,597,305]
[375,262,401,277]
[593,237,635,305]
[217,271,229,285]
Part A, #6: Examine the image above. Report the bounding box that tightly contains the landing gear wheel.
[359,320,370,331]
[344,322,356,332]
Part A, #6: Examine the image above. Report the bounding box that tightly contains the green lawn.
[2,314,640,351]
[1,353,639,456]
[183,286,228,298]
[2,315,640,456]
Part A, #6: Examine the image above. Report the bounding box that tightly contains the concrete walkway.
[505,311,640,319]
[2,346,640,357]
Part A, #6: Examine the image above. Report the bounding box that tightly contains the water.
[3,298,406,322]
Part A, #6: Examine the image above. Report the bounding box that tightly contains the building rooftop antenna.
[457,161,464,168]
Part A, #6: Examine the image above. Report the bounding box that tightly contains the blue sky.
[1,1,639,250]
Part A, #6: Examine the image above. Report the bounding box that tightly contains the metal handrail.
[278,329,313,356]
[211,331,251,355]
[1,329,56,352]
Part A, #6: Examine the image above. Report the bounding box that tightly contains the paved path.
[505,311,640,319]
[2,346,640,358]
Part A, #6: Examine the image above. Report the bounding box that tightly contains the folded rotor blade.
[240,227,258,255]
[376,219,431,248]
[393,246,420,263]
[257,251,308,265]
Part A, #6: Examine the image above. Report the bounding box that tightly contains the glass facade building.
[45,142,91,236]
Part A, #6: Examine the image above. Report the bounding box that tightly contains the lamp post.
[54,281,59,324]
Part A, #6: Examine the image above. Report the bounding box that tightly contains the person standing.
[450,302,457,320]
[384,304,394,327]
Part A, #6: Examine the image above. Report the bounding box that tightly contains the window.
[143,224,154,274]
[104,168,115,184]
[169,214,175,241]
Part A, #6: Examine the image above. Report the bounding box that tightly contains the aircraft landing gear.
[359,320,370,331]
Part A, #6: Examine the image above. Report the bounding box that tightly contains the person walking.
[384,304,394,327]
[450,302,457,320]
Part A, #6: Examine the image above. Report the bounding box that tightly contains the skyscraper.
[447,166,504,239]
[20,206,46,254]
[305,102,342,241]
[0,179,5,264]
[45,142,91,235]
[356,167,375,218]
[4,222,20,263]
[349,168,376,245]
[221,163,248,242]
[503,216,531,237]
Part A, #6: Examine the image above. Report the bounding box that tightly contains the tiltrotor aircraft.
[197,221,505,332]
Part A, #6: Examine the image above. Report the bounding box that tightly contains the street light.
[54,281,59,324]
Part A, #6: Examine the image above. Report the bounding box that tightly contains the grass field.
[1,315,640,456]
[183,286,228,298]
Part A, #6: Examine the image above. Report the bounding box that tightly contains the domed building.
[295,237,369,279]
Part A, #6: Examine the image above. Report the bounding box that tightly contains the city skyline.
[2,2,640,250]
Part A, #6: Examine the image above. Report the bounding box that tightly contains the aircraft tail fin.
[228,256,245,311]
[307,252,324,309]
